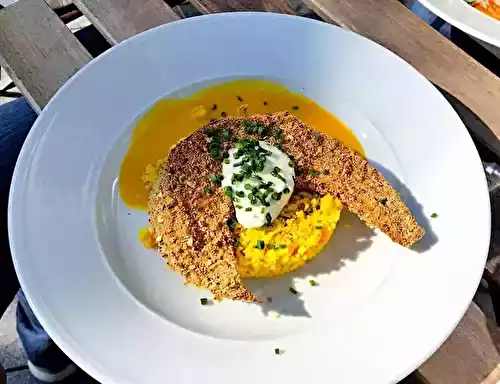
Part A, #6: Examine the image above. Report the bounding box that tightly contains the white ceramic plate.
[9,13,490,384]
[419,0,500,47]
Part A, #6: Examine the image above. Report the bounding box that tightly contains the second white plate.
[420,0,500,47]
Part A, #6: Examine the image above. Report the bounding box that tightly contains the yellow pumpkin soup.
[119,79,363,209]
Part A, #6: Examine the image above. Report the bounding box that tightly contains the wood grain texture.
[73,0,179,45]
[0,0,91,112]
[418,302,500,384]
[303,0,500,143]
[190,0,294,15]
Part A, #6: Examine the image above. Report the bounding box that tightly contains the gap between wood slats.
[73,0,179,45]
[0,0,92,111]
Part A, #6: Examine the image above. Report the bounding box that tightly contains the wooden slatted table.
[1,0,499,383]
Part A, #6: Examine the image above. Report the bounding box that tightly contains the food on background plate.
[147,112,425,302]
[465,0,500,20]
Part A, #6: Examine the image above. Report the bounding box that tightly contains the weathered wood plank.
[73,0,179,45]
[302,0,500,145]
[190,0,294,15]
[418,302,500,384]
[0,0,91,112]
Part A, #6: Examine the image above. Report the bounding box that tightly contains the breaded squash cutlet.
[149,112,424,301]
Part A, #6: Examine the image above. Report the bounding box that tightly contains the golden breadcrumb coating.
[149,112,424,301]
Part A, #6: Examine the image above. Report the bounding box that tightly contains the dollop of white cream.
[221,141,295,228]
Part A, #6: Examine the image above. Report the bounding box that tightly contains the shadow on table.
[435,85,500,161]
[437,84,500,347]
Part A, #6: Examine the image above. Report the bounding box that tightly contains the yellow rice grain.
[234,193,342,278]
[141,161,343,278]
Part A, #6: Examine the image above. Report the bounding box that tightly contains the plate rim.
[8,11,491,384]
[419,0,500,47]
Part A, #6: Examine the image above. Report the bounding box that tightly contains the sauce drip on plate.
[119,79,364,209]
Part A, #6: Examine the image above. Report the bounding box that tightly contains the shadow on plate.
[245,159,436,317]
[245,211,375,318]
[370,160,438,254]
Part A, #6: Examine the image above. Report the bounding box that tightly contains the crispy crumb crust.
[149,112,424,301]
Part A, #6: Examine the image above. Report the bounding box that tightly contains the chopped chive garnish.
[223,159,230,164]
[221,112,227,117]
[272,173,286,183]
[226,218,237,231]
[234,238,240,247]
[311,169,318,177]
[245,207,252,212]
[200,298,208,305]
[204,187,213,195]
[289,287,298,295]
[224,186,233,200]
[265,187,275,194]
[288,160,296,168]
[313,132,319,141]
[282,187,290,194]
[260,207,265,214]
[237,96,243,102]
[306,208,313,215]
[235,204,243,209]
[313,193,319,199]
[244,184,252,190]
[274,348,280,355]
[274,313,281,319]
[274,128,282,140]
[208,174,219,182]
[203,128,218,137]
[291,105,299,110]
[271,192,282,201]
[295,169,304,175]
[212,104,217,111]
[221,128,231,141]
[265,212,272,226]
[263,101,268,106]
[209,149,221,159]
[379,198,388,206]
[431,212,438,218]
[255,240,265,250]
[273,244,286,249]
[315,226,323,230]
[321,169,329,175]
[273,166,281,174]
[235,191,245,198]
[232,174,244,184]
[309,280,317,286]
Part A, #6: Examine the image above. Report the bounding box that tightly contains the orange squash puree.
[119,79,364,209]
